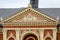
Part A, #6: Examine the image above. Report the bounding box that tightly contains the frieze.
[2,22,57,26]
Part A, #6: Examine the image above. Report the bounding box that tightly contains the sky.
[0,0,60,8]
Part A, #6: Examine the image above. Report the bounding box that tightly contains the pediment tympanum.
[2,7,57,23]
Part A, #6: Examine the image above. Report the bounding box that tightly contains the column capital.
[52,29,57,32]
[15,29,20,40]
[39,29,44,32]
[2,29,7,33]
[39,29,44,40]
[15,29,20,32]
[3,29,7,40]
[53,29,57,40]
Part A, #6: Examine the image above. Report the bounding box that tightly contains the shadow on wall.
[0,24,3,28]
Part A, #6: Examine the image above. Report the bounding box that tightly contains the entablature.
[2,22,57,26]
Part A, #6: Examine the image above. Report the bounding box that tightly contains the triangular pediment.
[2,7,58,23]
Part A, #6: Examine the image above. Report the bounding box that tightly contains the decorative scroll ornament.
[13,13,48,22]
[22,14,38,21]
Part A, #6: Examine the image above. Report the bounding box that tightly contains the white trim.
[31,8,58,22]
[21,28,57,30]
[21,31,39,40]
[53,29,57,40]
[2,30,7,40]
[3,28,20,30]
[39,29,44,40]
[2,8,30,22]
[3,28,57,30]
[15,30,20,40]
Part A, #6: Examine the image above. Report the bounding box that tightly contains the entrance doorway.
[9,38,14,40]
[45,37,51,40]
[23,34,38,40]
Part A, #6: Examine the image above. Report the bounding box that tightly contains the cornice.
[2,22,57,26]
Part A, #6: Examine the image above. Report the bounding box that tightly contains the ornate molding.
[2,22,57,26]
[21,14,38,22]
[2,6,58,23]
[3,30,7,40]
[53,29,57,32]
[3,28,57,30]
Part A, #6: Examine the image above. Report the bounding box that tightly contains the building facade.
[0,0,60,40]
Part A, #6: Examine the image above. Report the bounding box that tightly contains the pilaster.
[2,30,7,40]
[53,29,57,40]
[15,29,20,40]
[39,29,44,40]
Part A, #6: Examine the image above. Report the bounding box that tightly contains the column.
[2,30,7,40]
[15,29,20,40]
[53,29,57,40]
[39,29,44,40]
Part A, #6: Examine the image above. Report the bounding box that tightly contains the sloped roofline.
[2,7,58,23]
